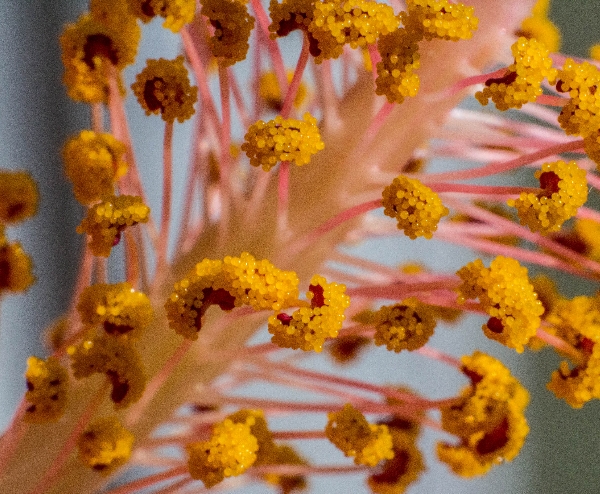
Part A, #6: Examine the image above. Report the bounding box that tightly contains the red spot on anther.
[487,317,504,334]
[107,370,129,404]
[580,337,594,355]
[83,34,118,69]
[104,321,134,335]
[539,171,561,195]
[476,418,509,455]
[112,231,122,247]
[143,77,166,112]
[462,367,483,385]
[309,284,325,308]
[370,449,409,484]
[276,313,292,325]
[0,255,11,289]
[485,70,518,87]
[141,0,155,16]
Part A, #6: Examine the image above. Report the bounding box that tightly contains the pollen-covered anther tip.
[77,416,134,474]
[24,356,69,423]
[382,175,449,239]
[127,0,195,32]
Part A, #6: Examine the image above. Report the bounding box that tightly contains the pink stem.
[252,464,368,476]
[218,64,231,247]
[536,327,584,365]
[280,34,310,118]
[431,182,539,195]
[367,44,380,83]
[535,94,567,107]
[91,103,103,133]
[27,386,107,494]
[419,139,585,182]
[271,430,326,440]
[288,199,382,257]
[250,0,288,94]
[157,121,174,272]
[102,466,189,494]
[447,67,508,96]
[415,346,462,369]
[277,161,290,232]
[0,399,27,477]
[346,279,460,300]
[126,339,193,427]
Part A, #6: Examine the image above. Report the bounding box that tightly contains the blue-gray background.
[1,2,599,493]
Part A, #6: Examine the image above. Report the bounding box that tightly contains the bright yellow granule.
[555,58,600,139]
[131,56,197,123]
[165,253,300,340]
[242,113,324,171]
[518,0,561,53]
[403,0,478,42]
[590,44,600,62]
[368,427,425,494]
[24,356,68,423]
[545,296,600,408]
[456,256,543,352]
[187,416,258,488]
[0,228,35,294]
[0,170,38,224]
[325,403,394,467]
[77,416,134,474]
[77,282,153,339]
[60,3,140,103]
[126,0,195,32]
[437,351,529,477]
[307,0,399,63]
[574,218,600,261]
[508,160,587,234]
[382,175,449,239]
[200,0,255,66]
[63,130,127,205]
[475,37,557,111]
[268,274,350,352]
[375,28,421,104]
[77,195,150,258]
[373,298,437,352]
[258,70,307,112]
[69,335,146,409]
[227,409,276,463]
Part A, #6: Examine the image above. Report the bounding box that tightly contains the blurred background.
[1,1,599,493]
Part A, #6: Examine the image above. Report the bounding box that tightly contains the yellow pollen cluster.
[545,296,600,408]
[165,253,300,340]
[228,409,276,461]
[517,0,561,52]
[307,0,399,63]
[325,403,394,467]
[403,0,478,42]
[437,351,530,477]
[0,227,35,294]
[382,175,449,239]
[574,218,600,261]
[68,335,146,408]
[77,416,134,474]
[268,274,350,352]
[258,70,307,112]
[0,170,38,224]
[242,113,324,171]
[508,160,587,234]
[375,28,421,104]
[373,298,437,352]
[187,416,259,488]
[555,59,600,139]
[63,130,127,205]
[126,0,195,32]
[200,0,255,66]
[24,356,69,423]
[456,256,544,353]
[60,1,140,103]
[77,195,150,257]
[131,56,198,123]
[475,37,557,111]
[77,282,153,339]
[268,0,317,39]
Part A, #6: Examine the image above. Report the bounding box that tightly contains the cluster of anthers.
[7,0,600,493]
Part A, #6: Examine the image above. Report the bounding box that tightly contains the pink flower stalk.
[2,0,600,493]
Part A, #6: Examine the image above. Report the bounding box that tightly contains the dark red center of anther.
[309,284,325,308]
[141,0,155,16]
[462,367,483,385]
[0,254,11,289]
[7,203,25,220]
[556,80,567,92]
[83,34,119,69]
[579,337,594,355]
[476,418,509,455]
[485,70,518,87]
[104,321,134,335]
[370,449,409,484]
[487,317,504,334]
[551,231,589,255]
[143,78,166,112]
[331,335,368,361]
[107,371,129,404]
[276,313,292,325]
[112,232,122,247]
[26,380,34,391]
[381,416,416,433]
[194,288,237,331]
[539,171,561,195]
